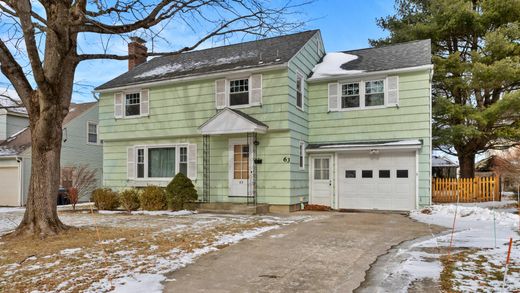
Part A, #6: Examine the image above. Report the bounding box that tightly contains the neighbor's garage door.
[337,151,416,211]
[0,167,20,206]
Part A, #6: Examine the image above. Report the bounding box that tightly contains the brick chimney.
[128,37,147,70]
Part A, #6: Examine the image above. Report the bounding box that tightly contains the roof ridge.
[159,29,319,57]
[341,39,431,53]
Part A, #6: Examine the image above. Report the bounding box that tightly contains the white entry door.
[310,156,333,206]
[229,138,250,197]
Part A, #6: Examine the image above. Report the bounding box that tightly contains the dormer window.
[125,92,141,116]
[229,79,249,106]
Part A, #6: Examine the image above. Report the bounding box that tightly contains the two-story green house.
[95,30,432,212]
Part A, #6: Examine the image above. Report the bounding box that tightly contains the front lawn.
[0,207,308,292]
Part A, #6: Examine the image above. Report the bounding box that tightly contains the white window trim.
[296,71,305,111]
[299,141,306,170]
[133,143,189,181]
[336,76,389,112]
[86,121,99,145]
[123,90,142,118]
[228,76,251,109]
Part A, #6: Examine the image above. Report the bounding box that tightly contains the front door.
[310,156,333,206]
[229,138,250,197]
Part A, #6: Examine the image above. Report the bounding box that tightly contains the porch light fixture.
[254,140,260,146]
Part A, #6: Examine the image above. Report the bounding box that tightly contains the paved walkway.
[164,212,441,293]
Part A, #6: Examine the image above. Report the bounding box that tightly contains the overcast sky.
[0,0,393,102]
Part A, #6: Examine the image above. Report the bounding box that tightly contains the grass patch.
[0,217,274,292]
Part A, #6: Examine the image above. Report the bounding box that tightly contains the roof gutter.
[95,63,288,93]
[307,64,434,83]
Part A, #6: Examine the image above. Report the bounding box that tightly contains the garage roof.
[307,140,422,152]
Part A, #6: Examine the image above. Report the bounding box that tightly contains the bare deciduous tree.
[0,0,308,237]
[67,164,98,211]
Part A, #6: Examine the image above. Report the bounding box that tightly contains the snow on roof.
[432,155,458,167]
[310,52,364,79]
[134,54,254,79]
[0,88,27,115]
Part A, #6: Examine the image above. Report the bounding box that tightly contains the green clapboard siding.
[308,70,432,206]
[99,31,432,208]
[286,32,325,204]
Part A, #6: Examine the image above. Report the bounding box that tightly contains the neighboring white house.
[0,93,102,206]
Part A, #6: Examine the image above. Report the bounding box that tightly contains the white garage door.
[0,166,20,206]
[338,151,416,211]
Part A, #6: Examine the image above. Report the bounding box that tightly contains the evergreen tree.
[372,0,520,177]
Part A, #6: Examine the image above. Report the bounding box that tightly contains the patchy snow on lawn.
[386,205,520,292]
[310,52,364,79]
[0,208,312,292]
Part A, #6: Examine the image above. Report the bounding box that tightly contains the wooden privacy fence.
[432,177,500,203]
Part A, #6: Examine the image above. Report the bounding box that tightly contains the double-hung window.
[87,122,98,144]
[135,145,188,179]
[125,92,141,116]
[341,82,360,108]
[299,141,305,170]
[340,79,385,110]
[296,74,304,110]
[229,79,249,106]
[365,80,384,107]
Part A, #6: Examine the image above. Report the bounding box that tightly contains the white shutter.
[114,92,123,118]
[250,74,262,106]
[127,147,135,179]
[387,76,399,106]
[215,79,227,109]
[328,83,339,111]
[187,143,197,180]
[140,89,149,116]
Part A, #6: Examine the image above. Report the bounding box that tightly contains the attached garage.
[0,164,21,206]
[308,140,421,211]
[337,151,416,211]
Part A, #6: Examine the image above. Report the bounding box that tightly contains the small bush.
[139,185,167,211]
[166,173,198,210]
[91,188,119,210]
[119,189,141,212]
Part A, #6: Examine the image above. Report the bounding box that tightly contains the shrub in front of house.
[119,188,141,212]
[166,172,198,211]
[91,188,119,210]
[139,185,168,211]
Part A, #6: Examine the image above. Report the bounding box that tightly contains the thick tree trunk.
[458,153,476,178]
[12,100,70,238]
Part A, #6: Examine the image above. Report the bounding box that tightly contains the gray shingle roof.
[96,30,319,91]
[340,39,431,72]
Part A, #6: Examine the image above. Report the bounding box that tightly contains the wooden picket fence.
[432,177,500,203]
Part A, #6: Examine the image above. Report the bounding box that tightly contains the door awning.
[199,108,268,135]
[306,140,422,153]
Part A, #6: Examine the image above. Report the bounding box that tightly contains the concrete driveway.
[164,212,441,293]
